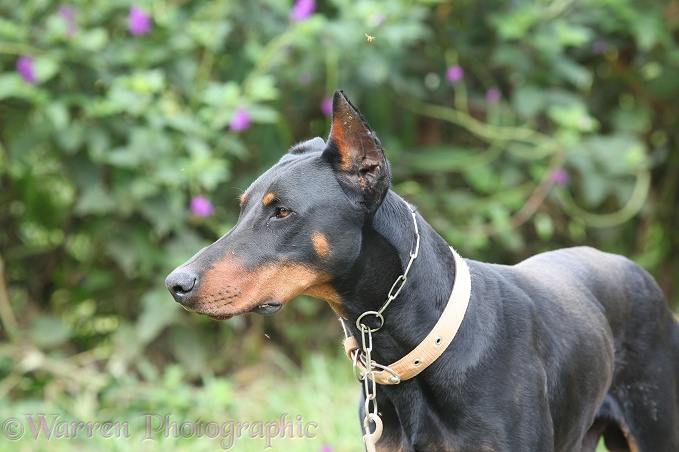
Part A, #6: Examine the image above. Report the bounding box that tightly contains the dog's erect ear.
[322,91,391,214]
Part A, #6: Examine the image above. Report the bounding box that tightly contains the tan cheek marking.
[262,192,276,205]
[198,258,344,317]
[301,283,344,318]
[240,191,247,205]
[312,231,331,259]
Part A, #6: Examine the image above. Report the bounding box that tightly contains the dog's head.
[165,91,391,319]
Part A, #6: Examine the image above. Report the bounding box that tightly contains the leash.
[341,208,472,451]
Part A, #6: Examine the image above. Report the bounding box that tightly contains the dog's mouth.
[249,302,283,315]
[205,301,283,321]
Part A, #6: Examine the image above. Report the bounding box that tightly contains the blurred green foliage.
[0,0,678,448]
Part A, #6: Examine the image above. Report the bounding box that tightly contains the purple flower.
[230,108,251,132]
[58,5,78,34]
[320,97,333,117]
[128,6,151,36]
[190,196,214,217]
[16,56,36,84]
[445,65,464,84]
[485,87,501,104]
[319,446,334,452]
[291,0,315,22]
[548,169,570,185]
[58,5,78,37]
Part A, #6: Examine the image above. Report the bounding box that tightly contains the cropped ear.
[322,91,391,215]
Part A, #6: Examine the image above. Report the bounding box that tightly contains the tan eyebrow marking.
[312,231,331,259]
[262,192,276,206]
[240,191,247,205]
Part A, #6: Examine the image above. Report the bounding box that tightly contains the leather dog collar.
[343,246,472,385]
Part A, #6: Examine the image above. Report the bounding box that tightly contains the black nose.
[165,269,198,305]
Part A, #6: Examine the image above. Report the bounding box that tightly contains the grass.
[0,349,362,451]
[0,344,623,451]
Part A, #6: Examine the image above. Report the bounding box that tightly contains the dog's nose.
[165,269,198,305]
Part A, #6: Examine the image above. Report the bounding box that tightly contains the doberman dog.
[166,91,679,451]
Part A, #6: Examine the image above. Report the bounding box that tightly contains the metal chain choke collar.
[353,206,420,451]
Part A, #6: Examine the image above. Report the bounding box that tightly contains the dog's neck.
[333,191,458,365]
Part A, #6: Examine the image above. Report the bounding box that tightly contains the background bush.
[0,0,677,449]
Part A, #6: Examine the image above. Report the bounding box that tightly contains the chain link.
[376,208,420,317]
[359,324,379,441]
[353,206,420,448]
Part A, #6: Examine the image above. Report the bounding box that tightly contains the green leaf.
[137,288,179,345]
[553,20,593,48]
[187,20,232,50]
[119,70,166,94]
[463,165,500,194]
[45,102,70,130]
[632,11,662,51]
[0,73,39,101]
[491,45,532,72]
[358,51,390,84]
[408,147,481,173]
[580,171,610,207]
[0,17,21,39]
[581,134,648,176]
[548,102,598,132]
[56,123,87,154]
[248,104,279,123]
[246,75,279,102]
[512,85,547,118]
[73,28,109,52]
[140,193,187,236]
[33,57,59,84]
[612,106,652,133]
[169,326,207,376]
[568,220,587,241]
[551,58,592,89]
[490,5,541,40]
[30,315,72,348]
[75,185,117,215]
[534,213,554,241]
[201,82,240,107]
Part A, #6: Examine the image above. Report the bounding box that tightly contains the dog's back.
[510,246,679,451]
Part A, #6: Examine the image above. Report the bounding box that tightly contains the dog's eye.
[273,207,291,219]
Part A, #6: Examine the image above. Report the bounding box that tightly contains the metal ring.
[356,310,384,332]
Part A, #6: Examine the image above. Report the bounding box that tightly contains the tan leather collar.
[343,246,471,385]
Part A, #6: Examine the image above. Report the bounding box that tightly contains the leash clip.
[362,412,383,452]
